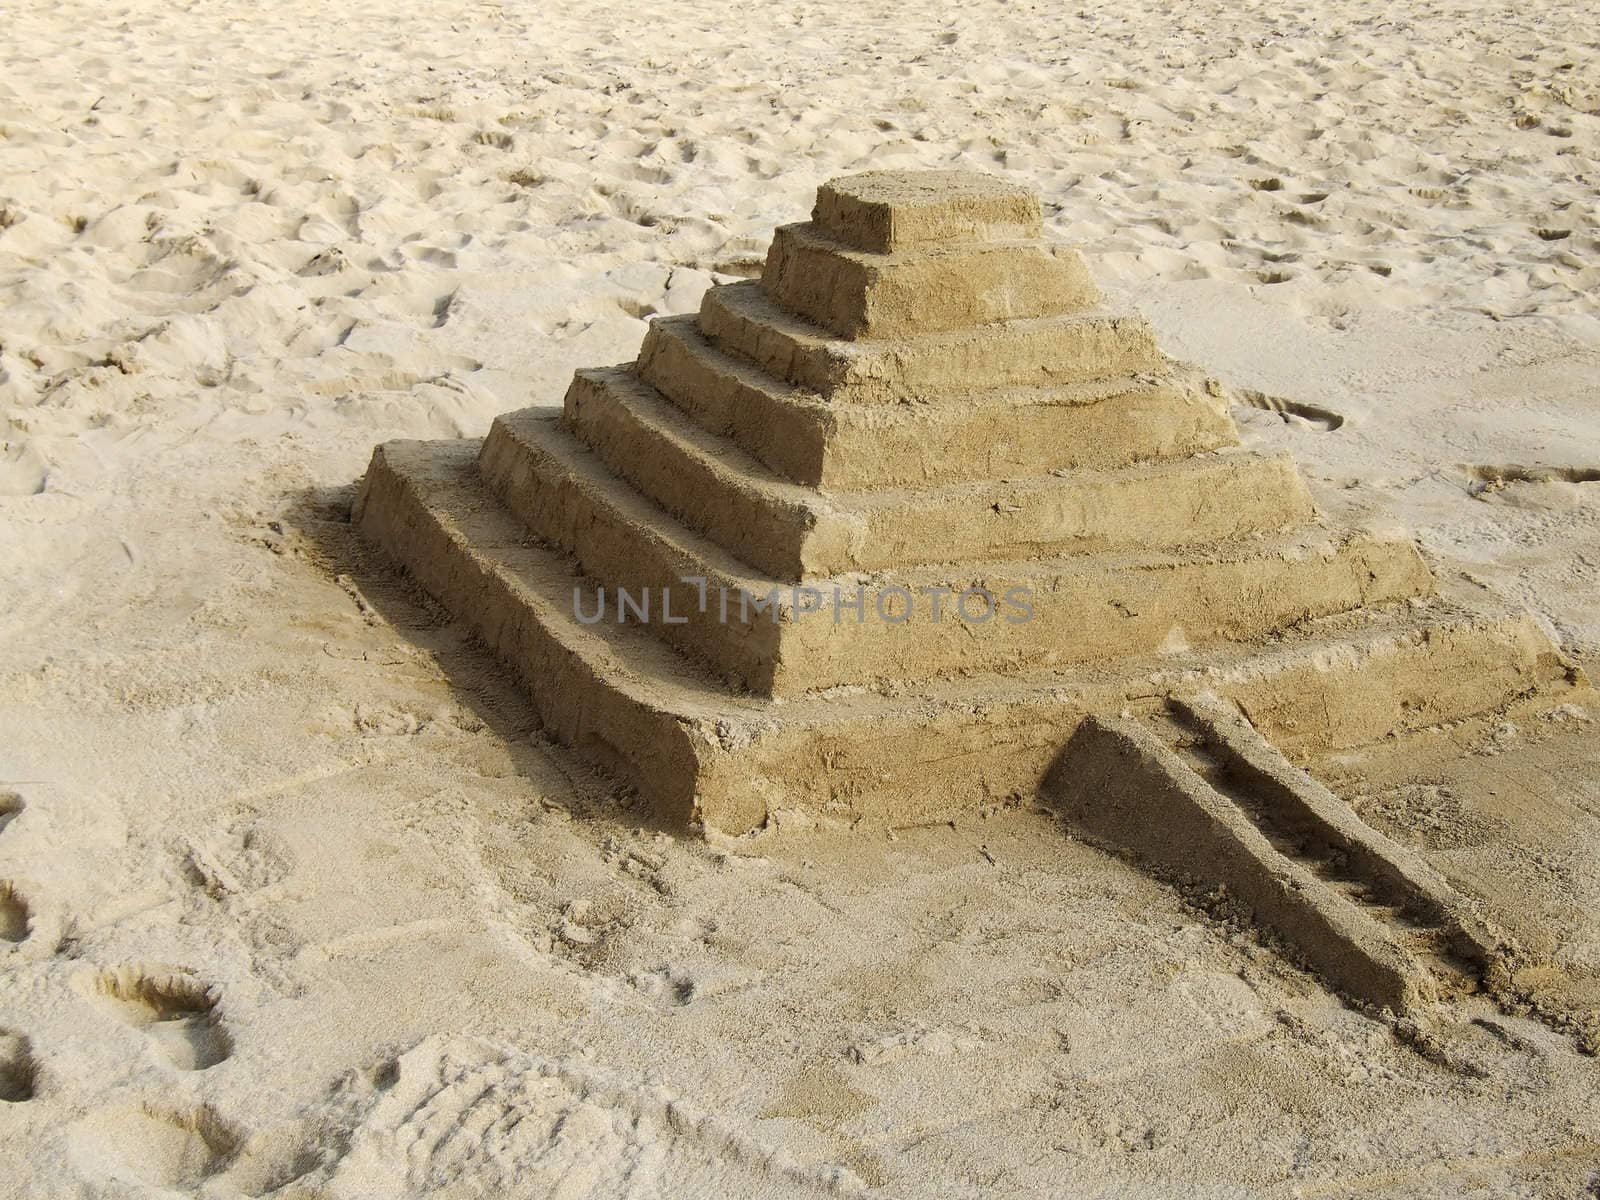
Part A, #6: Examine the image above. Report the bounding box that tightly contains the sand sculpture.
[356,170,1585,1010]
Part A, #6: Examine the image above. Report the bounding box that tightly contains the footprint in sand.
[0,881,30,944]
[626,965,697,1007]
[82,967,232,1071]
[1461,463,1600,506]
[1236,388,1346,432]
[69,1103,240,1190]
[0,1032,35,1102]
[0,442,49,496]
[1464,463,1600,486]
[0,791,22,836]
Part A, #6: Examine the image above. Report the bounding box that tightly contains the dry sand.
[2,0,1599,1195]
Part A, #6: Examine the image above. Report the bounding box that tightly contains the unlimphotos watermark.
[574,575,1035,626]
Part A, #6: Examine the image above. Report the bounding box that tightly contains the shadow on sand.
[282,478,671,834]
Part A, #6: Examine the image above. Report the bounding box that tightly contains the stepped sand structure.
[356,170,1585,1009]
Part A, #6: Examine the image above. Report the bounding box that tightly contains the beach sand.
[1,0,1598,1194]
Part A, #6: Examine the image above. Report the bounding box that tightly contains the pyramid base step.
[355,438,1578,835]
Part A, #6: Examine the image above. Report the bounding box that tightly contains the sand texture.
[3,0,1600,1195]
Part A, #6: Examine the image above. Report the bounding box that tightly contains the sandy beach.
[2,0,1599,1194]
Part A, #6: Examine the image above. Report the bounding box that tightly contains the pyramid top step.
[814,169,1042,253]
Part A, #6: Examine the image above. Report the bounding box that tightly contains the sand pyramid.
[355,170,1571,836]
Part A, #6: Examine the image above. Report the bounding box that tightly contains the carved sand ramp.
[355,170,1578,855]
[1047,695,1501,1012]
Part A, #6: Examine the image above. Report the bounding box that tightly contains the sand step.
[355,438,1570,832]
[634,317,836,488]
[562,366,812,582]
[351,438,744,824]
[478,408,1434,696]
[760,221,1101,340]
[563,364,1317,581]
[636,315,1239,490]
[813,169,1044,253]
[697,279,1167,402]
[1050,695,1500,1011]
